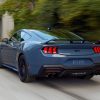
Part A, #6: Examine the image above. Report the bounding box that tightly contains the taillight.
[42,46,58,54]
[93,47,100,53]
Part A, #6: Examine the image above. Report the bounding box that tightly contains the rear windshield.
[30,30,84,42]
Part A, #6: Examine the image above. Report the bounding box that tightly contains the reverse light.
[43,46,58,54]
[93,46,100,53]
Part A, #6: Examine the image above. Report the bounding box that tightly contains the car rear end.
[40,41,100,76]
[26,30,100,77]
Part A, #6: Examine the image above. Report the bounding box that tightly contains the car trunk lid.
[45,41,95,56]
[58,44,94,56]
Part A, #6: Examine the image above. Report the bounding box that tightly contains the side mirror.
[20,38,24,41]
[2,38,9,44]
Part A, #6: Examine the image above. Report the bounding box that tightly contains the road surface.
[0,68,100,100]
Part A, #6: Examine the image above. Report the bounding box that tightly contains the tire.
[18,55,36,83]
[77,74,94,80]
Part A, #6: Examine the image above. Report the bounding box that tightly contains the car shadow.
[39,76,100,86]
[2,67,100,87]
[38,77,100,100]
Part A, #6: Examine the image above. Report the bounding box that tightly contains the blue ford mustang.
[0,29,100,82]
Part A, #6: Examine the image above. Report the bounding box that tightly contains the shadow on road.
[2,67,100,87]
[38,77,100,100]
[39,76,100,86]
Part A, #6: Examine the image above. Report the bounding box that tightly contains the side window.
[21,31,31,41]
[11,31,31,42]
[12,32,21,41]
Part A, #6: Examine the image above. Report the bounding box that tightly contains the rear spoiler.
[68,31,84,40]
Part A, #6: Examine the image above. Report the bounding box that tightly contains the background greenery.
[0,0,100,40]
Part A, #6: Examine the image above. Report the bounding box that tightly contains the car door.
[1,32,21,68]
[1,39,10,65]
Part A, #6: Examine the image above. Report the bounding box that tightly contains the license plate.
[66,59,93,67]
[72,59,85,65]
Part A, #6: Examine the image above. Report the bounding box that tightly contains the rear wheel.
[18,55,36,83]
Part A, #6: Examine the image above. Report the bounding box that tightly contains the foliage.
[0,0,100,40]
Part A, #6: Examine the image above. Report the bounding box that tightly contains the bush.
[0,0,100,40]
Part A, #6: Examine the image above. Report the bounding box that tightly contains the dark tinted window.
[30,30,83,41]
[12,32,21,41]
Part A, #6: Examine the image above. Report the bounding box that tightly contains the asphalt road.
[0,68,100,100]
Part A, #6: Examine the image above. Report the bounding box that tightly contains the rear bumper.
[40,64,100,76]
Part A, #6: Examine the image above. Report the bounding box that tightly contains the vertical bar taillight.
[93,47,100,53]
[42,46,58,54]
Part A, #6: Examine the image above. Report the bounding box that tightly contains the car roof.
[19,29,55,42]
[21,29,37,33]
